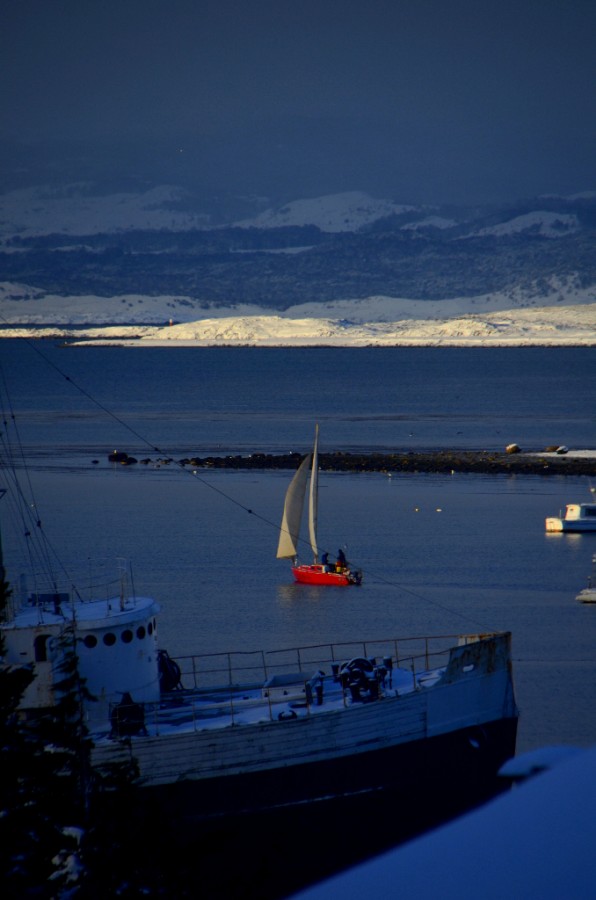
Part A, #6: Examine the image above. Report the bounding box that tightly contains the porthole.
[83,635,98,649]
[121,629,133,644]
[103,632,116,646]
[148,622,153,636]
[136,626,146,639]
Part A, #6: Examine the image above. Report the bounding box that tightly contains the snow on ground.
[0,281,594,346]
[2,277,594,327]
[294,745,596,900]
[2,303,594,347]
[232,191,417,232]
[474,210,580,238]
[529,449,596,458]
[0,184,211,237]
[0,282,267,325]
[401,215,458,231]
[283,279,596,322]
[0,188,417,239]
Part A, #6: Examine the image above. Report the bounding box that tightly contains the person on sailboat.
[336,548,347,572]
[322,551,330,572]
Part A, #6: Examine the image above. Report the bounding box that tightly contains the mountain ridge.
[1,185,595,314]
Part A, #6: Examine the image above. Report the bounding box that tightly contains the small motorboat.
[545,503,596,533]
[576,554,596,603]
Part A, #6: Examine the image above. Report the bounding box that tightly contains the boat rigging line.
[0,367,88,609]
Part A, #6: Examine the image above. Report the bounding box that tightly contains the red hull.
[291,565,362,586]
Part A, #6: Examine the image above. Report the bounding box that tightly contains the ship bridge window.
[83,635,98,649]
[585,507,596,517]
[34,634,51,662]
[103,633,117,646]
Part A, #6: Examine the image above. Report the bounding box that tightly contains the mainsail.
[276,452,312,560]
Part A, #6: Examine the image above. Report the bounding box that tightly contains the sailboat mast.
[308,424,319,562]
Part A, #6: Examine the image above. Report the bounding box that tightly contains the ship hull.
[546,522,596,533]
[292,564,361,585]
[146,714,517,823]
[115,715,517,899]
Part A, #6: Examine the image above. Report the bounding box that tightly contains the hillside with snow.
[474,210,580,238]
[2,277,594,328]
[1,282,594,347]
[0,184,212,238]
[1,185,595,322]
[232,191,417,232]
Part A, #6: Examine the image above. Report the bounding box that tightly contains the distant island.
[1,291,595,347]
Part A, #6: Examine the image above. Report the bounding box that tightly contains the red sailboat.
[276,425,362,586]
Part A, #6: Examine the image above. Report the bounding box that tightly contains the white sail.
[308,424,319,561]
[276,453,311,559]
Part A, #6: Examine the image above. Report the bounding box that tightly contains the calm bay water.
[4,342,596,455]
[2,340,596,755]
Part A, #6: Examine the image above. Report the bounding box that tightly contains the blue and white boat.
[546,502,596,533]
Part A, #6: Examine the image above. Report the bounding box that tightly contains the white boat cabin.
[545,503,596,533]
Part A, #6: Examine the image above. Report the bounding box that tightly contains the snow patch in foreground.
[294,744,596,900]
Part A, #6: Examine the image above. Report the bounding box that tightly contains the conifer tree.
[0,579,93,896]
[0,574,58,895]
[0,576,177,896]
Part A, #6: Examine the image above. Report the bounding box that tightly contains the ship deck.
[94,632,492,741]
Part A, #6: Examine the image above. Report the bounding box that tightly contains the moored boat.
[576,554,596,603]
[92,631,518,819]
[2,573,518,823]
[546,502,596,533]
[276,425,362,585]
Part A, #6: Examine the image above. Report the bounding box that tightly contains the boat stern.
[545,516,564,532]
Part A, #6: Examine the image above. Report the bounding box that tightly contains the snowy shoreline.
[1,282,594,347]
[1,307,594,347]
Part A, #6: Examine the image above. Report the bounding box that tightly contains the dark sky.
[2,0,595,204]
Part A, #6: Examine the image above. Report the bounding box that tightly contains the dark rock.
[109,450,128,462]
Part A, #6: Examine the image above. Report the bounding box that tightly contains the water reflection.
[276,582,342,604]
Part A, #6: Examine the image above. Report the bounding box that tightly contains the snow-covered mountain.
[1,184,594,322]
[473,211,580,238]
[232,191,418,233]
[1,184,594,239]
[0,186,420,238]
[0,184,212,238]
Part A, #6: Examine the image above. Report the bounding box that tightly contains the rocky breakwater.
[113,449,596,477]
